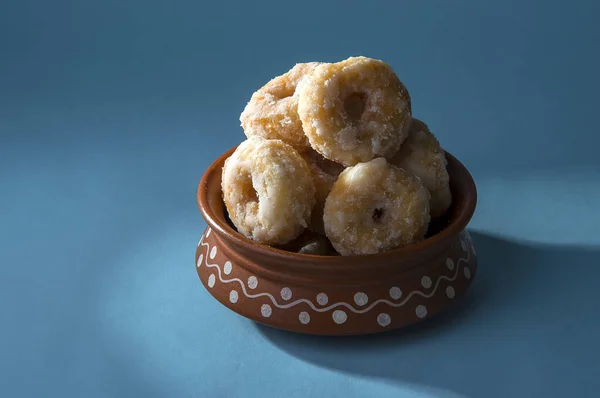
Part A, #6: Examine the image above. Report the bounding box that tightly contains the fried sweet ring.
[323,157,430,256]
[221,138,315,245]
[390,118,452,218]
[240,62,321,150]
[298,56,412,166]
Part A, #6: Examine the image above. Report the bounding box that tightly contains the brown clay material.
[195,147,478,335]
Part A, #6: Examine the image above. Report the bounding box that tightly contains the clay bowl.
[196,147,478,336]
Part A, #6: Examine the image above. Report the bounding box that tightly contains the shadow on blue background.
[257,231,600,397]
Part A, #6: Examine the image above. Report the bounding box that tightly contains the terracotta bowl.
[196,147,478,335]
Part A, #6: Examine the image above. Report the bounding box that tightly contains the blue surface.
[1,1,600,397]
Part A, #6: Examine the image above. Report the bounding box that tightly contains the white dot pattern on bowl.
[377,313,391,327]
[280,287,292,301]
[415,305,427,318]
[464,267,471,279]
[197,229,474,327]
[466,232,476,256]
[421,276,432,289]
[229,290,239,303]
[317,293,329,306]
[354,292,368,306]
[247,276,258,289]
[299,311,311,324]
[261,304,272,318]
[389,287,403,300]
[332,310,347,324]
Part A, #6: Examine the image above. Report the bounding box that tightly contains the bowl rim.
[198,146,477,269]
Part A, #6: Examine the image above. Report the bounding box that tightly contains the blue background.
[2,0,600,397]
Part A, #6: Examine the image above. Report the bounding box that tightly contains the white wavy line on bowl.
[198,232,471,314]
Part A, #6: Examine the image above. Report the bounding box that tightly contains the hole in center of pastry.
[242,174,259,204]
[249,187,258,203]
[344,92,367,122]
[279,89,294,99]
[372,208,384,221]
[273,85,295,99]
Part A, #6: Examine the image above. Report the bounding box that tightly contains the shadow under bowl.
[195,147,478,336]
